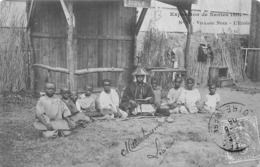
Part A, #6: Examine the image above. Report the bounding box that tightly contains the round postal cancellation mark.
[208,102,260,164]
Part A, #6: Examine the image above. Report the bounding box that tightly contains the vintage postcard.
[0,0,260,167]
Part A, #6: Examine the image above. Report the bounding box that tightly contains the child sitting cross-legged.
[34,82,75,138]
[166,77,185,114]
[177,78,201,114]
[77,85,102,117]
[60,87,91,126]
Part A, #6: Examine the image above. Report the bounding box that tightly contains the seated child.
[77,85,102,117]
[177,78,201,114]
[151,78,171,117]
[166,77,184,113]
[99,79,128,119]
[60,87,91,125]
[151,78,162,108]
[203,84,220,113]
[34,82,75,138]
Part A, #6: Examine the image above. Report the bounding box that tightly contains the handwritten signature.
[147,138,175,159]
[121,124,162,156]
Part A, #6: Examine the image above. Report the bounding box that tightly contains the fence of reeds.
[138,28,246,89]
[0,2,36,110]
[138,28,186,90]
[187,33,246,87]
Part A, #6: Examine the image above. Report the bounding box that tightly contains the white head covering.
[132,66,149,83]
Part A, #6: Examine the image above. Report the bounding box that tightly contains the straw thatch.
[138,28,185,89]
[138,30,246,89]
[187,33,247,87]
[0,2,28,93]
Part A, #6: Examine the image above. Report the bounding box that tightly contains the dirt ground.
[1,85,260,167]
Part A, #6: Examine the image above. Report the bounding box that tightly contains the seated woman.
[119,66,155,116]
[176,78,201,114]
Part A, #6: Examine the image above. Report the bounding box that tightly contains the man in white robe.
[99,79,128,119]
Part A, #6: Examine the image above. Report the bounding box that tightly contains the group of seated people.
[34,66,220,138]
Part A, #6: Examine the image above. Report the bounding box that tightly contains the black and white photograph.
[0,0,260,166]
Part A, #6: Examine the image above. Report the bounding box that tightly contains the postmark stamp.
[208,102,260,163]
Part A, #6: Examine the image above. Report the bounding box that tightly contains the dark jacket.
[121,82,155,104]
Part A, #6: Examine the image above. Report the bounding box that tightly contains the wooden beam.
[187,4,193,34]
[149,69,186,72]
[66,2,76,90]
[177,4,193,33]
[75,35,133,41]
[60,0,75,27]
[241,48,260,51]
[32,32,66,38]
[184,4,192,77]
[75,68,124,75]
[135,8,148,36]
[26,0,36,92]
[177,7,189,30]
[28,28,36,91]
[26,0,35,31]
[32,64,124,75]
[31,32,133,40]
[33,64,69,74]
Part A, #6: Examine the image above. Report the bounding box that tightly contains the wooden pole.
[177,7,189,30]
[28,30,36,92]
[187,4,193,34]
[134,8,148,69]
[32,64,69,74]
[135,8,148,36]
[26,0,36,92]
[67,2,76,90]
[184,4,193,78]
[26,0,35,31]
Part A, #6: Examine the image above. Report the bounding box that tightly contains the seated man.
[34,82,75,138]
[99,79,128,119]
[77,85,102,117]
[60,87,91,125]
[119,66,155,115]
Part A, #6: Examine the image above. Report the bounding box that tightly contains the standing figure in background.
[171,49,179,81]
[119,66,155,115]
